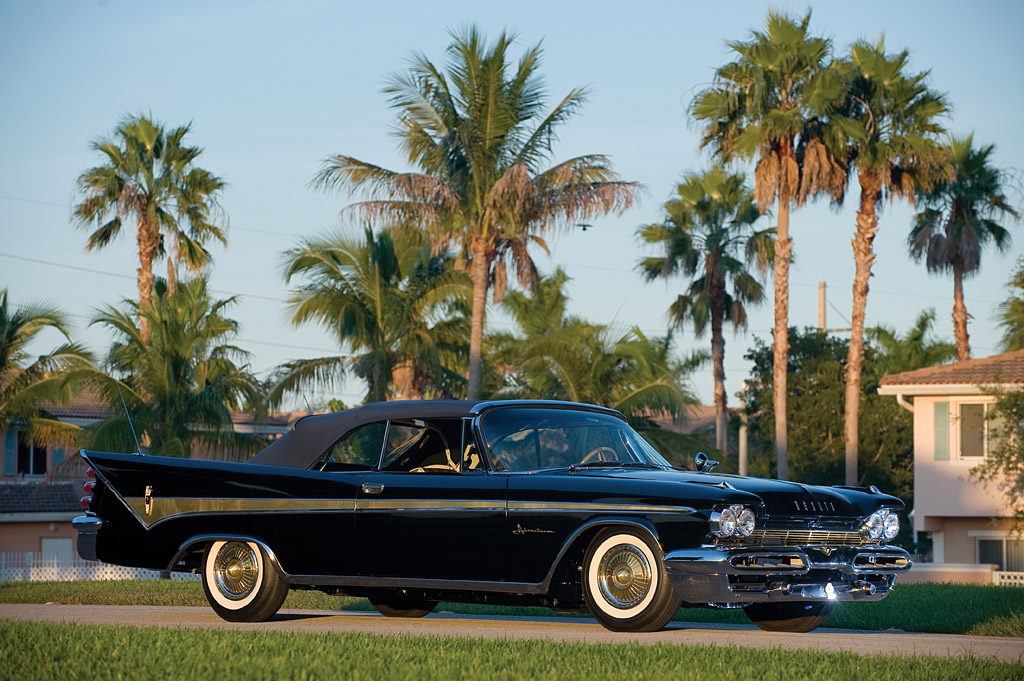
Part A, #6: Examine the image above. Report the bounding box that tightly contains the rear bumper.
[664,544,911,605]
[73,514,102,561]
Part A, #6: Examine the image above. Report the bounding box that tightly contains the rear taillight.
[86,467,96,479]
[83,480,96,494]
[80,495,92,509]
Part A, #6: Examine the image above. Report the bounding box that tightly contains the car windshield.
[480,408,673,472]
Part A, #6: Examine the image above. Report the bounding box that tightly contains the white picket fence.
[0,552,198,582]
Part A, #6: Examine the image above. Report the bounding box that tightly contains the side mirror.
[695,451,719,473]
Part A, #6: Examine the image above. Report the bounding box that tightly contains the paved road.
[3,604,1023,664]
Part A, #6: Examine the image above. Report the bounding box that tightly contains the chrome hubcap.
[213,542,259,600]
[597,543,651,609]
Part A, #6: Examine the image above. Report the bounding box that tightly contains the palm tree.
[867,309,956,376]
[79,278,261,459]
[274,227,471,404]
[0,290,91,448]
[491,269,699,424]
[312,27,637,399]
[996,258,1024,352]
[73,114,227,340]
[838,39,949,484]
[909,135,1020,360]
[637,167,773,455]
[691,10,846,480]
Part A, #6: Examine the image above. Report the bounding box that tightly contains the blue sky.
[1,0,1022,409]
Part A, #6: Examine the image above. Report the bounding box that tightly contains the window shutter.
[933,401,950,460]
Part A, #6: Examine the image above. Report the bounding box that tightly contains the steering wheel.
[580,446,619,464]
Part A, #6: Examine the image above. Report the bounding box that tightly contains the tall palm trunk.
[136,216,159,341]
[773,200,792,480]
[466,241,490,399]
[710,281,728,455]
[845,176,880,486]
[952,262,970,361]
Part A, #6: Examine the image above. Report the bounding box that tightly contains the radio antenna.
[117,384,145,456]
[302,394,313,415]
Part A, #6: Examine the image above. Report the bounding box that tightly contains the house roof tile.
[879,349,1024,387]
[0,481,81,514]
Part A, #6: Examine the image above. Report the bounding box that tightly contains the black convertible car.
[74,400,911,633]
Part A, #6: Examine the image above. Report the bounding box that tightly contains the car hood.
[566,468,901,517]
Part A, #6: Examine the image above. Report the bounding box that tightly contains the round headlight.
[864,511,884,540]
[737,508,756,537]
[883,511,899,541]
[719,506,737,537]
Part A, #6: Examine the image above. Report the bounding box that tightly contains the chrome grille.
[725,529,866,547]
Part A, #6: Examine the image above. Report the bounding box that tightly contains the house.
[0,390,304,556]
[878,349,1024,584]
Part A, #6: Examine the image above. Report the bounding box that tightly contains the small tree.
[79,278,261,459]
[73,114,226,340]
[909,135,1019,360]
[637,167,772,455]
[996,258,1024,352]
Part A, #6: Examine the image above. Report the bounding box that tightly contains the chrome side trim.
[509,501,695,515]
[72,515,103,533]
[126,497,357,528]
[285,573,547,594]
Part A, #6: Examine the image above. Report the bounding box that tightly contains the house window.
[978,538,1024,571]
[16,437,47,476]
[952,400,1003,461]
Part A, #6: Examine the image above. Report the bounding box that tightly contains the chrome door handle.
[361,482,384,495]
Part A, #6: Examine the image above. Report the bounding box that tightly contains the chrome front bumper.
[73,514,102,561]
[664,544,911,605]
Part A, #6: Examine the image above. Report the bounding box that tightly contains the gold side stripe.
[124,497,694,529]
[508,501,694,514]
[358,499,504,512]
[126,497,356,527]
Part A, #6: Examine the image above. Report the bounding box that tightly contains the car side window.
[461,419,485,472]
[381,421,457,473]
[315,422,387,472]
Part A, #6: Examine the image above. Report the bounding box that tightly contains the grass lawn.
[1,580,1021,637]
[1,620,1018,681]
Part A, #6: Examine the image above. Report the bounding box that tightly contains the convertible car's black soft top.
[247,400,623,469]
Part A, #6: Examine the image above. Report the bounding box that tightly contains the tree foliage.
[909,134,1020,360]
[78,279,262,459]
[637,166,772,452]
[73,114,226,339]
[996,258,1024,352]
[0,290,91,447]
[312,27,637,398]
[276,227,471,404]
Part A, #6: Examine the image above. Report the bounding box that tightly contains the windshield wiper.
[568,461,665,472]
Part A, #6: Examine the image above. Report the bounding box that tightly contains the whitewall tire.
[202,540,288,622]
[582,528,680,632]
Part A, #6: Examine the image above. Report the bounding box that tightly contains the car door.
[354,418,507,581]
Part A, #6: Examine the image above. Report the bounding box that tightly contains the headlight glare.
[737,508,756,537]
[719,506,737,537]
[882,511,900,541]
[863,511,884,540]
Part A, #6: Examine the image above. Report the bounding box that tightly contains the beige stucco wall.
[0,518,79,553]
[899,563,996,584]
[912,395,1009,533]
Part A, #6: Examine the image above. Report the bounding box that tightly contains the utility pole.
[818,281,852,334]
[818,282,827,331]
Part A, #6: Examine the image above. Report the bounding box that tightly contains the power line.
[0,251,288,303]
